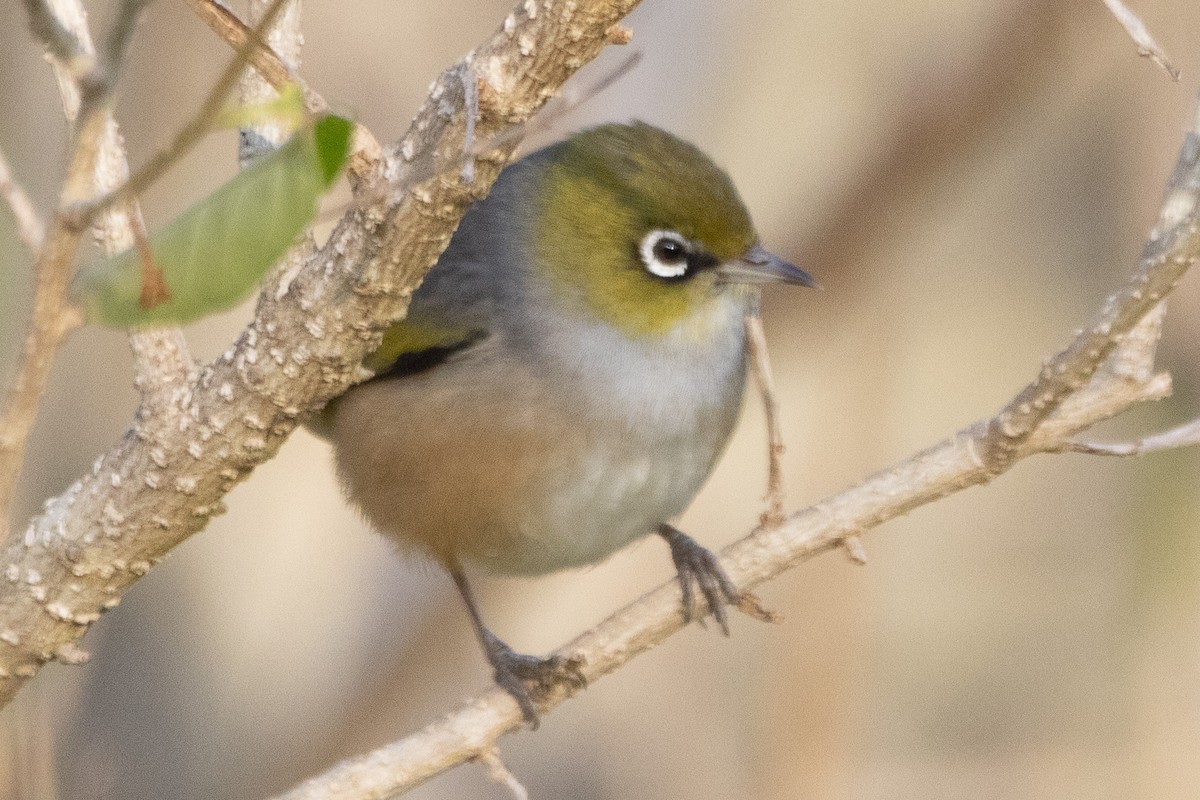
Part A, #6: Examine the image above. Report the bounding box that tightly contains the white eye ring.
[639,229,691,279]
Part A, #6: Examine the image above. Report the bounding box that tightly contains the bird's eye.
[639,230,691,279]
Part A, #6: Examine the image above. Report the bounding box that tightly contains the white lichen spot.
[244,413,267,431]
[243,436,267,452]
[55,643,90,665]
[15,664,37,678]
[23,526,35,548]
[274,264,302,300]
[503,12,516,33]
[24,569,41,586]
[103,502,125,526]
[102,596,121,610]
[144,472,161,490]
[71,564,91,577]
[128,561,150,576]
[244,348,258,365]
[45,603,72,622]
[1159,189,1196,231]
[110,473,121,488]
[518,33,536,55]
[29,586,46,603]
[0,630,21,646]
[305,319,326,339]
[150,448,168,468]
[218,383,235,402]
[74,611,100,624]
[152,516,170,530]
[192,505,212,517]
[269,348,285,365]
[219,468,239,481]
[524,0,537,17]
[174,476,198,495]
[187,441,203,459]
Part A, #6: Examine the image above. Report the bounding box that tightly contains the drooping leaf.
[74,114,353,327]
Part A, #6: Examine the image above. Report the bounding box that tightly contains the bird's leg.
[450,569,584,727]
[658,523,743,636]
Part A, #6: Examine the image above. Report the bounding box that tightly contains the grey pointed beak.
[718,245,818,287]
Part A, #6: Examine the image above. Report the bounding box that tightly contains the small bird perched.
[319,122,814,722]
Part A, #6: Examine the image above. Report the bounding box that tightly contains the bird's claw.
[481,630,586,727]
[659,524,742,636]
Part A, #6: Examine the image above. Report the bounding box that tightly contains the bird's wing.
[361,318,487,380]
[303,310,488,441]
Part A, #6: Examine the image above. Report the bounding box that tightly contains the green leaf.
[74,114,353,327]
[215,83,306,132]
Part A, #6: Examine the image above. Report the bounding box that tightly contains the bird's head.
[530,122,815,338]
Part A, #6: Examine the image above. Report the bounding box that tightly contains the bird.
[314,121,815,723]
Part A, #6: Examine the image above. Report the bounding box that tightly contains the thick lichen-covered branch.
[0,0,640,705]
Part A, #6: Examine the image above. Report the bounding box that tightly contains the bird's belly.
[479,432,720,575]
[331,363,738,576]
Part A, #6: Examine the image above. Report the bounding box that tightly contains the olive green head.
[533,122,812,337]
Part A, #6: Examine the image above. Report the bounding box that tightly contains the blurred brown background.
[3,1,1200,798]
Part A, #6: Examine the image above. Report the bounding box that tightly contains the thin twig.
[64,0,295,230]
[0,145,46,254]
[1101,0,1180,80]
[184,0,381,182]
[0,0,193,532]
[102,0,155,79]
[979,103,1200,473]
[19,0,91,75]
[475,748,529,800]
[185,0,321,110]
[842,535,868,565]
[744,312,786,526]
[0,0,138,524]
[1056,416,1200,456]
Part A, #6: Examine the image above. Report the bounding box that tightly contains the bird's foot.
[481,629,586,727]
[659,524,743,636]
